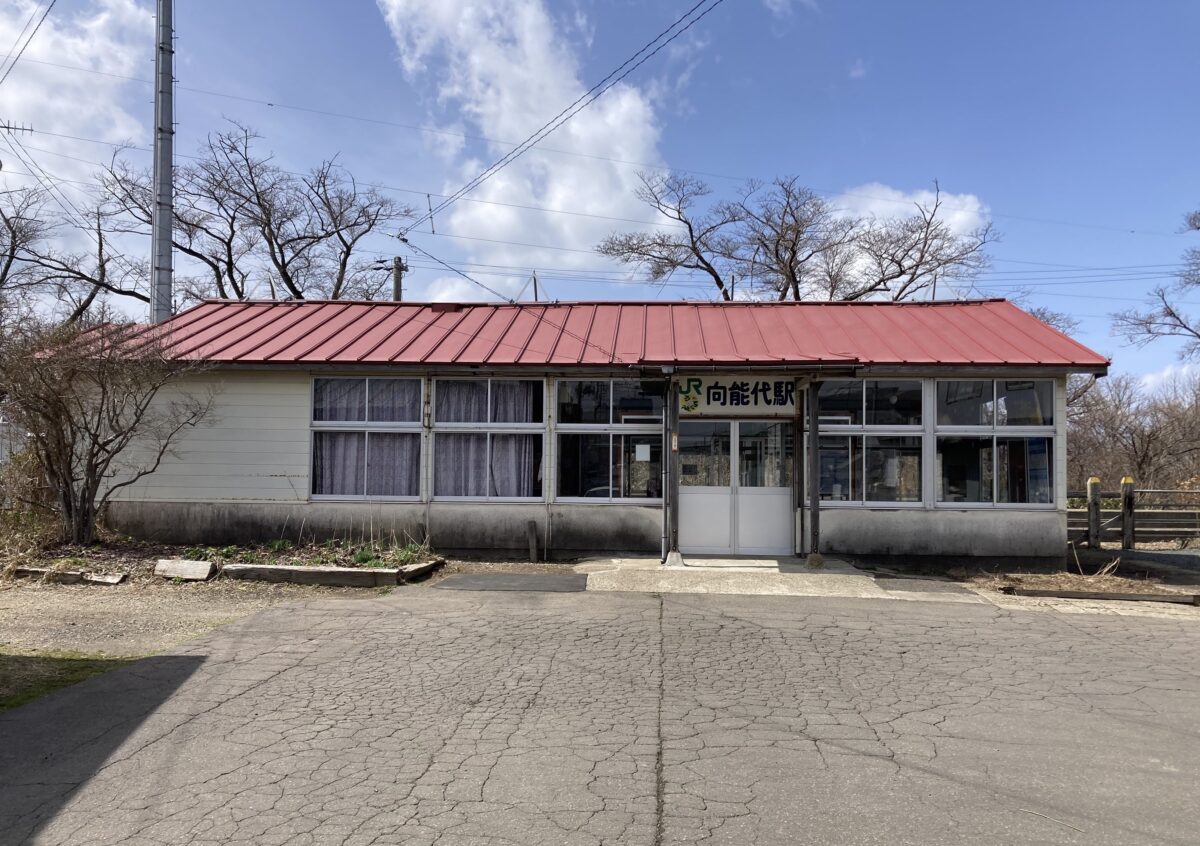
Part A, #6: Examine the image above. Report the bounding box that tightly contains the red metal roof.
[149,299,1109,371]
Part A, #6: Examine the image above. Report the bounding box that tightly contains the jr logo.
[678,377,703,413]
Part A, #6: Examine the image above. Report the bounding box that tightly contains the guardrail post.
[1087,476,1102,549]
[1121,476,1136,550]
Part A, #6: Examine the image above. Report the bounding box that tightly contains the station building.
[107,298,1109,560]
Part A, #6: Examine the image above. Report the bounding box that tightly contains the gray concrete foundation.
[105,500,663,558]
[812,508,1067,558]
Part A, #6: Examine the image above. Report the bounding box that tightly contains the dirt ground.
[0,578,387,657]
[0,556,576,657]
[962,570,1200,595]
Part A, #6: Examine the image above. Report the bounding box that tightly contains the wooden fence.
[1067,477,1200,548]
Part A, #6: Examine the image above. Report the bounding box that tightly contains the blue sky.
[1,0,1198,378]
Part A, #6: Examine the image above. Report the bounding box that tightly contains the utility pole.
[149,0,174,323]
[392,256,407,301]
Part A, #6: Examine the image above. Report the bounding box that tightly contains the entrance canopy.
[145,299,1109,373]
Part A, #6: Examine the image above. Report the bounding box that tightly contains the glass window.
[818,380,862,425]
[313,378,366,422]
[557,380,609,424]
[937,381,994,426]
[996,380,1054,426]
[491,380,543,423]
[739,422,793,488]
[312,378,422,499]
[557,434,611,497]
[490,434,543,497]
[937,437,993,503]
[435,380,488,422]
[819,436,860,501]
[678,422,731,487]
[433,433,487,496]
[368,379,421,423]
[366,432,420,497]
[864,436,922,502]
[312,431,365,495]
[865,380,922,426]
[612,380,665,423]
[614,434,662,498]
[998,437,1053,503]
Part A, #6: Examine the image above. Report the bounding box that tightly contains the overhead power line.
[12,120,1184,239]
[402,0,729,235]
[0,3,44,84]
[0,52,745,184]
[16,130,689,230]
[0,0,56,91]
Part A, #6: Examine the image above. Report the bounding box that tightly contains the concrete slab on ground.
[434,572,588,592]
[586,566,891,598]
[581,554,986,602]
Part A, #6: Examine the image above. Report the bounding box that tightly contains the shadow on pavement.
[0,654,204,844]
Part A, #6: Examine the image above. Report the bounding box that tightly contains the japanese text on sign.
[678,376,796,416]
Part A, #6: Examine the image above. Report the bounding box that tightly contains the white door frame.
[678,420,793,555]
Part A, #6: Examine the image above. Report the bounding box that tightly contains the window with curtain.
[556,379,664,501]
[432,379,545,499]
[935,379,1055,505]
[816,379,922,504]
[311,378,422,498]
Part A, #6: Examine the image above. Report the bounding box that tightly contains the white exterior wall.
[108,368,1075,559]
[109,370,311,503]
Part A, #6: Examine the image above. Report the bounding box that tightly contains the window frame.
[814,378,925,508]
[310,377,423,502]
[933,379,1056,510]
[555,378,664,504]
[430,377,547,502]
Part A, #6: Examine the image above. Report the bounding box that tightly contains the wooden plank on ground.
[1002,587,1199,605]
[221,563,398,587]
[397,559,445,583]
[155,559,217,581]
[12,567,83,584]
[82,572,126,585]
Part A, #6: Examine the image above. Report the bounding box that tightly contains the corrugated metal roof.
[147,299,1110,371]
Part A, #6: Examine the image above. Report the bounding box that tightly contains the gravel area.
[0,557,577,657]
[0,579,387,657]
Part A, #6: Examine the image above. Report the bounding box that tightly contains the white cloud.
[643,31,710,118]
[0,1,152,318]
[832,182,991,237]
[0,0,151,194]
[849,58,867,79]
[376,0,672,301]
[763,0,819,18]
[1140,362,1198,391]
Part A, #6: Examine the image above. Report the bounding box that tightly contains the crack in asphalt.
[0,591,1197,845]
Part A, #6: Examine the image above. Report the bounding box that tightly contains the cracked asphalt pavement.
[1,590,1197,845]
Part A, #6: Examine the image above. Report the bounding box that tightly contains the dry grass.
[0,648,131,712]
[961,569,1188,595]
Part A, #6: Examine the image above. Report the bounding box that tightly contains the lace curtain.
[434,381,540,497]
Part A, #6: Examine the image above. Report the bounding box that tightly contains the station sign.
[678,375,797,417]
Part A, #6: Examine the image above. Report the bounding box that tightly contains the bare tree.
[846,187,993,301]
[597,173,740,299]
[1114,208,1200,359]
[0,316,213,544]
[102,121,414,303]
[0,186,50,303]
[723,177,860,301]
[19,204,149,322]
[599,173,994,301]
[1068,372,1200,490]
[102,150,259,301]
